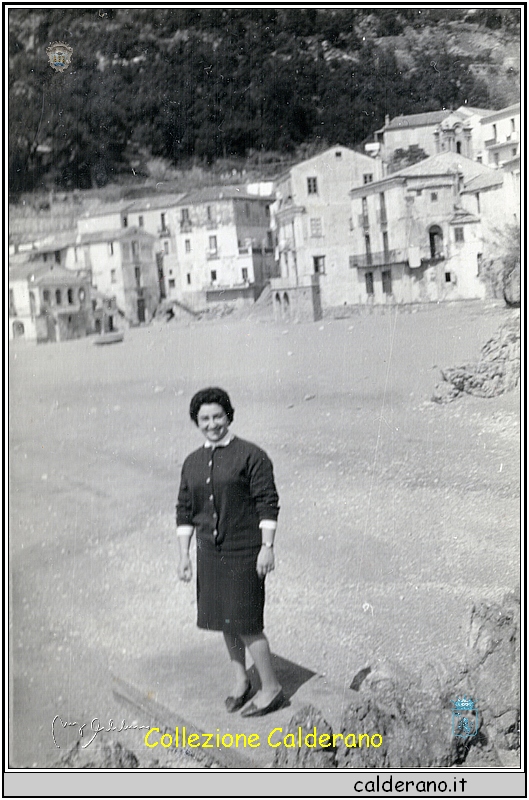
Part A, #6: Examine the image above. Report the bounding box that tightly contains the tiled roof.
[33,230,80,251]
[9,262,85,285]
[384,110,451,130]
[449,208,480,224]
[392,152,497,181]
[461,172,504,193]
[177,186,272,205]
[79,226,155,245]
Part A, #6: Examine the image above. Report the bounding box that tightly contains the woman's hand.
[178,555,193,582]
[256,546,275,578]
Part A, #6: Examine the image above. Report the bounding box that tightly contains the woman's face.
[197,403,230,444]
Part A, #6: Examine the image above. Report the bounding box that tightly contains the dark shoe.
[240,689,285,718]
[225,683,251,713]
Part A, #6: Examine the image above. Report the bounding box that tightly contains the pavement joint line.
[111,673,259,769]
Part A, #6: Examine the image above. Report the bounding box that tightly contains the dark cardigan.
[176,436,279,551]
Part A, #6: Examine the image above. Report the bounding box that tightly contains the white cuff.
[259,520,277,531]
[177,525,194,537]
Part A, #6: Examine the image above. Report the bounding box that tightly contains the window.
[9,289,16,315]
[310,217,323,237]
[476,155,482,163]
[43,253,48,263]
[211,270,217,282]
[379,192,387,223]
[477,253,483,275]
[168,279,175,289]
[335,151,342,159]
[494,153,500,166]
[511,118,516,132]
[67,288,74,304]
[132,240,139,257]
[512,147,517,157]
[365,234,372,263]
[492,124,497,140]
[245,202,250,217]
[43,289,50,305]
[313,256,325,274]
[187,274,191,285]
[55,250,61,264]
[365,272,374,295]
[160,213,166,230]
[164,241,169,255]
[185,239,191,253]
[416,189,422,197]
[55,289,62,305]
[110,269,117,284]
[363,174,373,184]
[382,269,392,295]
[78,288,85,303]
[454,227,464,243]
[242,268,248,282]
[135,267,141,286]
[181,208,189,222]
[139,215,144,227]
[382,231,389,256]
[445,272,452,283]
[475,193,480,213]
[108,241,114,256]
[209,235,217,253]
[207,206,213,221]
[307,177,318,195]
[362,197,369,222]
[122,215,128,228]
[456,142,462,154]
[431,192,438,202]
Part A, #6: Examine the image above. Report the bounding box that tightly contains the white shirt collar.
[204,433,233,449]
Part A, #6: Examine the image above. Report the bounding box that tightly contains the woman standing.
[176,387,284,717]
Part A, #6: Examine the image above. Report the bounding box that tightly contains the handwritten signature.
[52,716,150,749]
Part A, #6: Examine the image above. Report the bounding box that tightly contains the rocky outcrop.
[271,705,337,769]
[433,315,520,402]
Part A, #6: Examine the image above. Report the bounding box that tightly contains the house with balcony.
[479,103,521,168]
[372,107,492,166]
[270,146,384,318]
[77,193,185,299]
[79,227,160,325]
[9,255,93,342]
[348,152,501,305]
[167,187,277,308]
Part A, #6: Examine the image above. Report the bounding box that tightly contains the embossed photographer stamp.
[46,41,73,72]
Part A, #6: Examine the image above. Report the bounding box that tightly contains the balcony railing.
[206,248,220,260]
[158,226,171,236]
[180,221,193,233]
[377,210,388,226]
[350,249,407,268]
[484,137,497,147]
[358,214,370,229]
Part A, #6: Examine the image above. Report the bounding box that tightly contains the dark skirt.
[196,541,265,635]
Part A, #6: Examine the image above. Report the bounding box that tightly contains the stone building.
[166,187,277,309]
[9,258,93,343]
[79,228,160,325]
[348,153,502,306]
[270,146,384,320]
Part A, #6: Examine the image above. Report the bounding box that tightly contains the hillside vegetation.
[9,8,520,193]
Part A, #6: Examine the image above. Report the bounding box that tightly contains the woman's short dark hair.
[189,387,235,425]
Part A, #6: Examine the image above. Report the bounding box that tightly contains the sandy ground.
[8,300,520,768]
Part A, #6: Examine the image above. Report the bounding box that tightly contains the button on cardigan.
[176,436,279,551]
